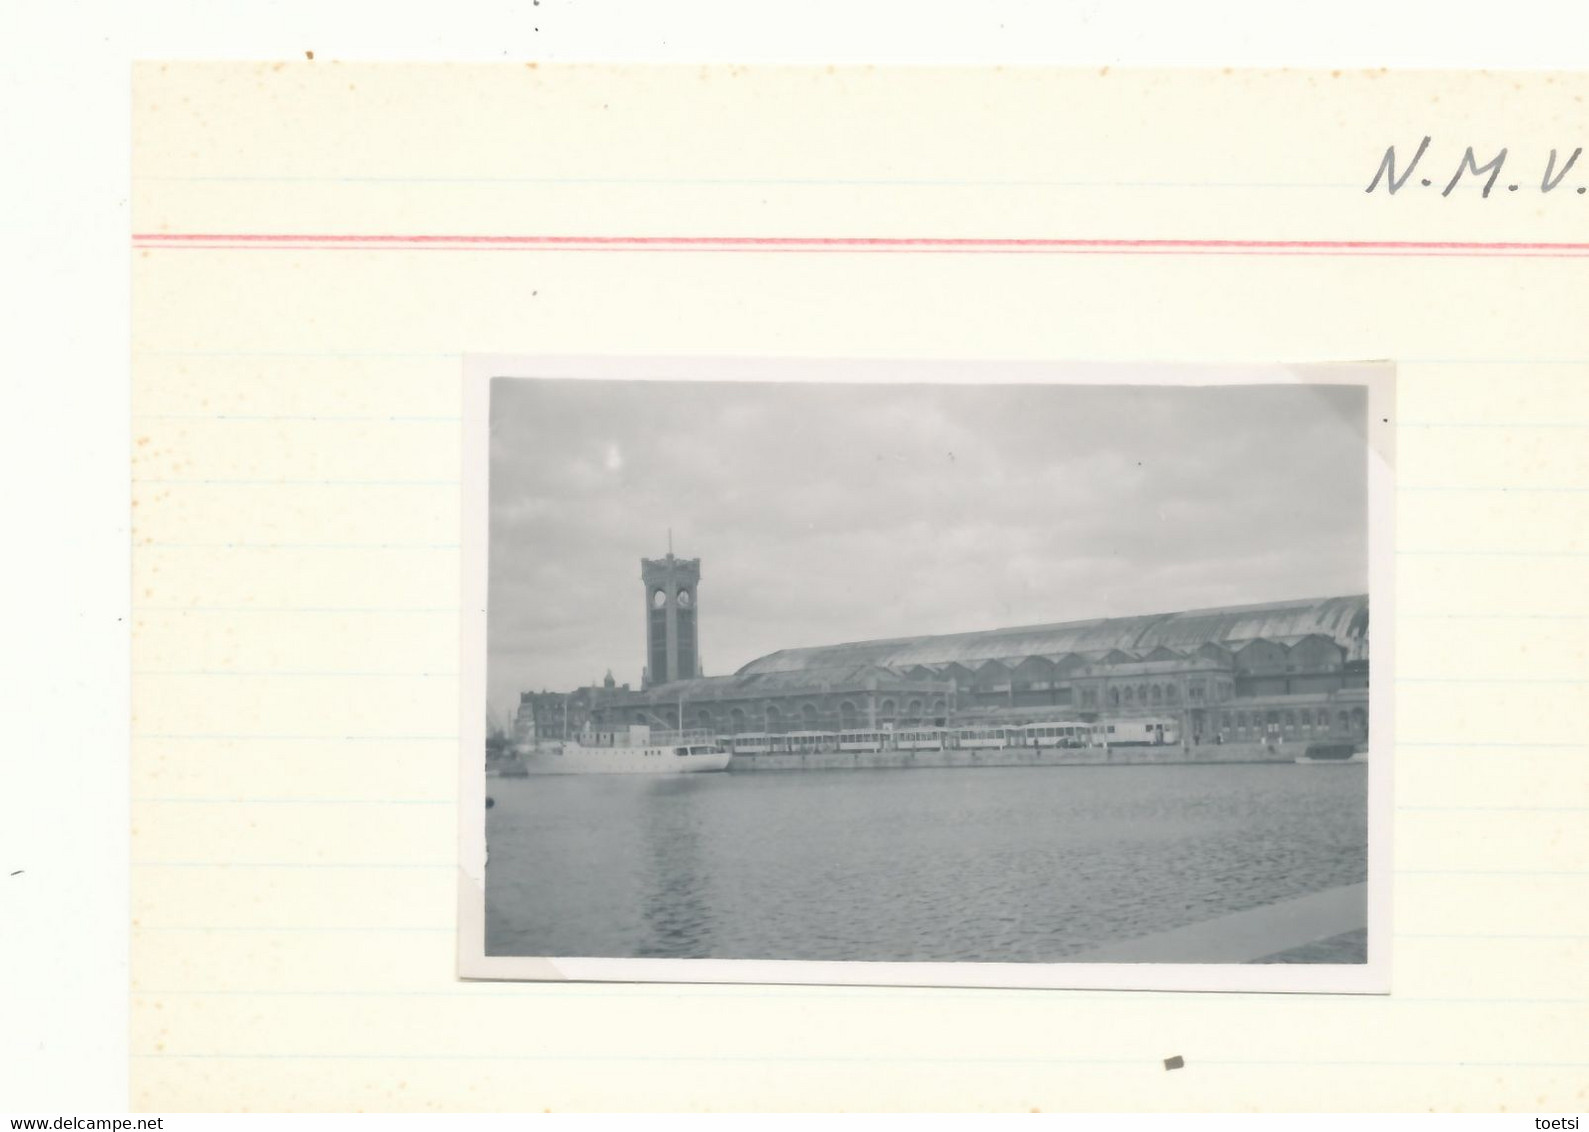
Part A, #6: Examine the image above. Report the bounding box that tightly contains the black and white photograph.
[459,359,1393,992]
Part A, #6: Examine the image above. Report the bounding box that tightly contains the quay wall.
[728,742,1300,773]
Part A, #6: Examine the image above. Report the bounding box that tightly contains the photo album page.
[131,65,1587,1111]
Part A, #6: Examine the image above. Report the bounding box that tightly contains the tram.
[1019,721,1101,748]
[893,727,948,751]
[725,717,1179,755]
[948,725,1017,750]
[836,729,888,752]
[726,732,777,755]
[1100,717,1179,746]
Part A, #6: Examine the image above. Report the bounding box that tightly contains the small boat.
[518,724,732,776]
[1295,739,1367,765]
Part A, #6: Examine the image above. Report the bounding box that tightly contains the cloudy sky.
[486,375,1368,718]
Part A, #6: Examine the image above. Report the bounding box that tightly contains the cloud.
[485,377,1369,714]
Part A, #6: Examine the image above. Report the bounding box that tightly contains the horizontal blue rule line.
[139,543,460,550]
[135,545,1589,556]
[1398,551,1589,558]
[128,797,1581,812]
[133,670,459,678]
[131,352,1589,363]
[117,1053,1166,1065]
[125,862,1587,876]
[123,670,1589,680]
[132,479,1589,490]
[132,861,455,869]
[1399,741,1586,747]
[125,1052,1589,1067]
[1394,677,1587,685]
[129,926,1589,941]
[129,607,1585,618]
[1397,869,1589,877]
[132,479,462,486]
[127,735,1580,748]
[1402,613,1589,618]
[133,606,457,613]
[136,175,1368,189]
[1399,933,1589,940]
[1398,485,1589,493]
[1399,805,1589,813]
[134,797,453,804]
[129,671,1582,682]
[127,988,1589,1005]
[1399,421,1589,429]
[132,414,462,422]
[133,350,463,359]
[1404,610,1589,620]
[133,925,453,933]
[1398,677,1582,686]
[135,414,1589,428]
[133,734,459,741]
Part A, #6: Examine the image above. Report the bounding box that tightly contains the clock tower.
[641,547,701,688]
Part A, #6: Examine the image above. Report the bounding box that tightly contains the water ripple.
[485,763,1368,963]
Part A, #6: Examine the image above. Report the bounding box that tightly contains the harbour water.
[484,762,1368,963]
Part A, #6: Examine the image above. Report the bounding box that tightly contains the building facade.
[570,550,1371,747]
[515,671,628,744]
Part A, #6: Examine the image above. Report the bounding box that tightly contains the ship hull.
[520,745,732,775]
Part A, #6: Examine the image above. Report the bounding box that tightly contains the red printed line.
[131,233,1589,256]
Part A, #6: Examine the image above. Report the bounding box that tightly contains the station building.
[515,676,625,744]
[574,550,1371,747]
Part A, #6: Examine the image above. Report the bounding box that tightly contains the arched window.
[906,698,923,721]
[801,702,819,727]
[1351,707,1367,734]
[1166,684,1178,703]
[879,698,896,720]
[696,708,713,731]
[1316,709,1329,729]
[930,697,945,721]
[1337,710,1350,733]
[729,707,746,733]
[1123,686,1135,703]
[1150,685,1162,704]
[839,700,858,730]
[1110,687,1121,706]
[1138,684,1150,703]
[1283,710,1297,733]
[765,704,782,732]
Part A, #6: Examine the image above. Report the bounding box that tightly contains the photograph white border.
[457,356,1394,994]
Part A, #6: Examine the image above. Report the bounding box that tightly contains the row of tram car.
[724,718,1179,756]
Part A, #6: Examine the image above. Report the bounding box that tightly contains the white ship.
[518,724,732,776]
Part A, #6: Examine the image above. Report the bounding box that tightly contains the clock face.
[652,590,667,609]
[677,589,692,609]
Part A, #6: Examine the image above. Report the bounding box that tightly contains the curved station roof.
[736,595,1370,676]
